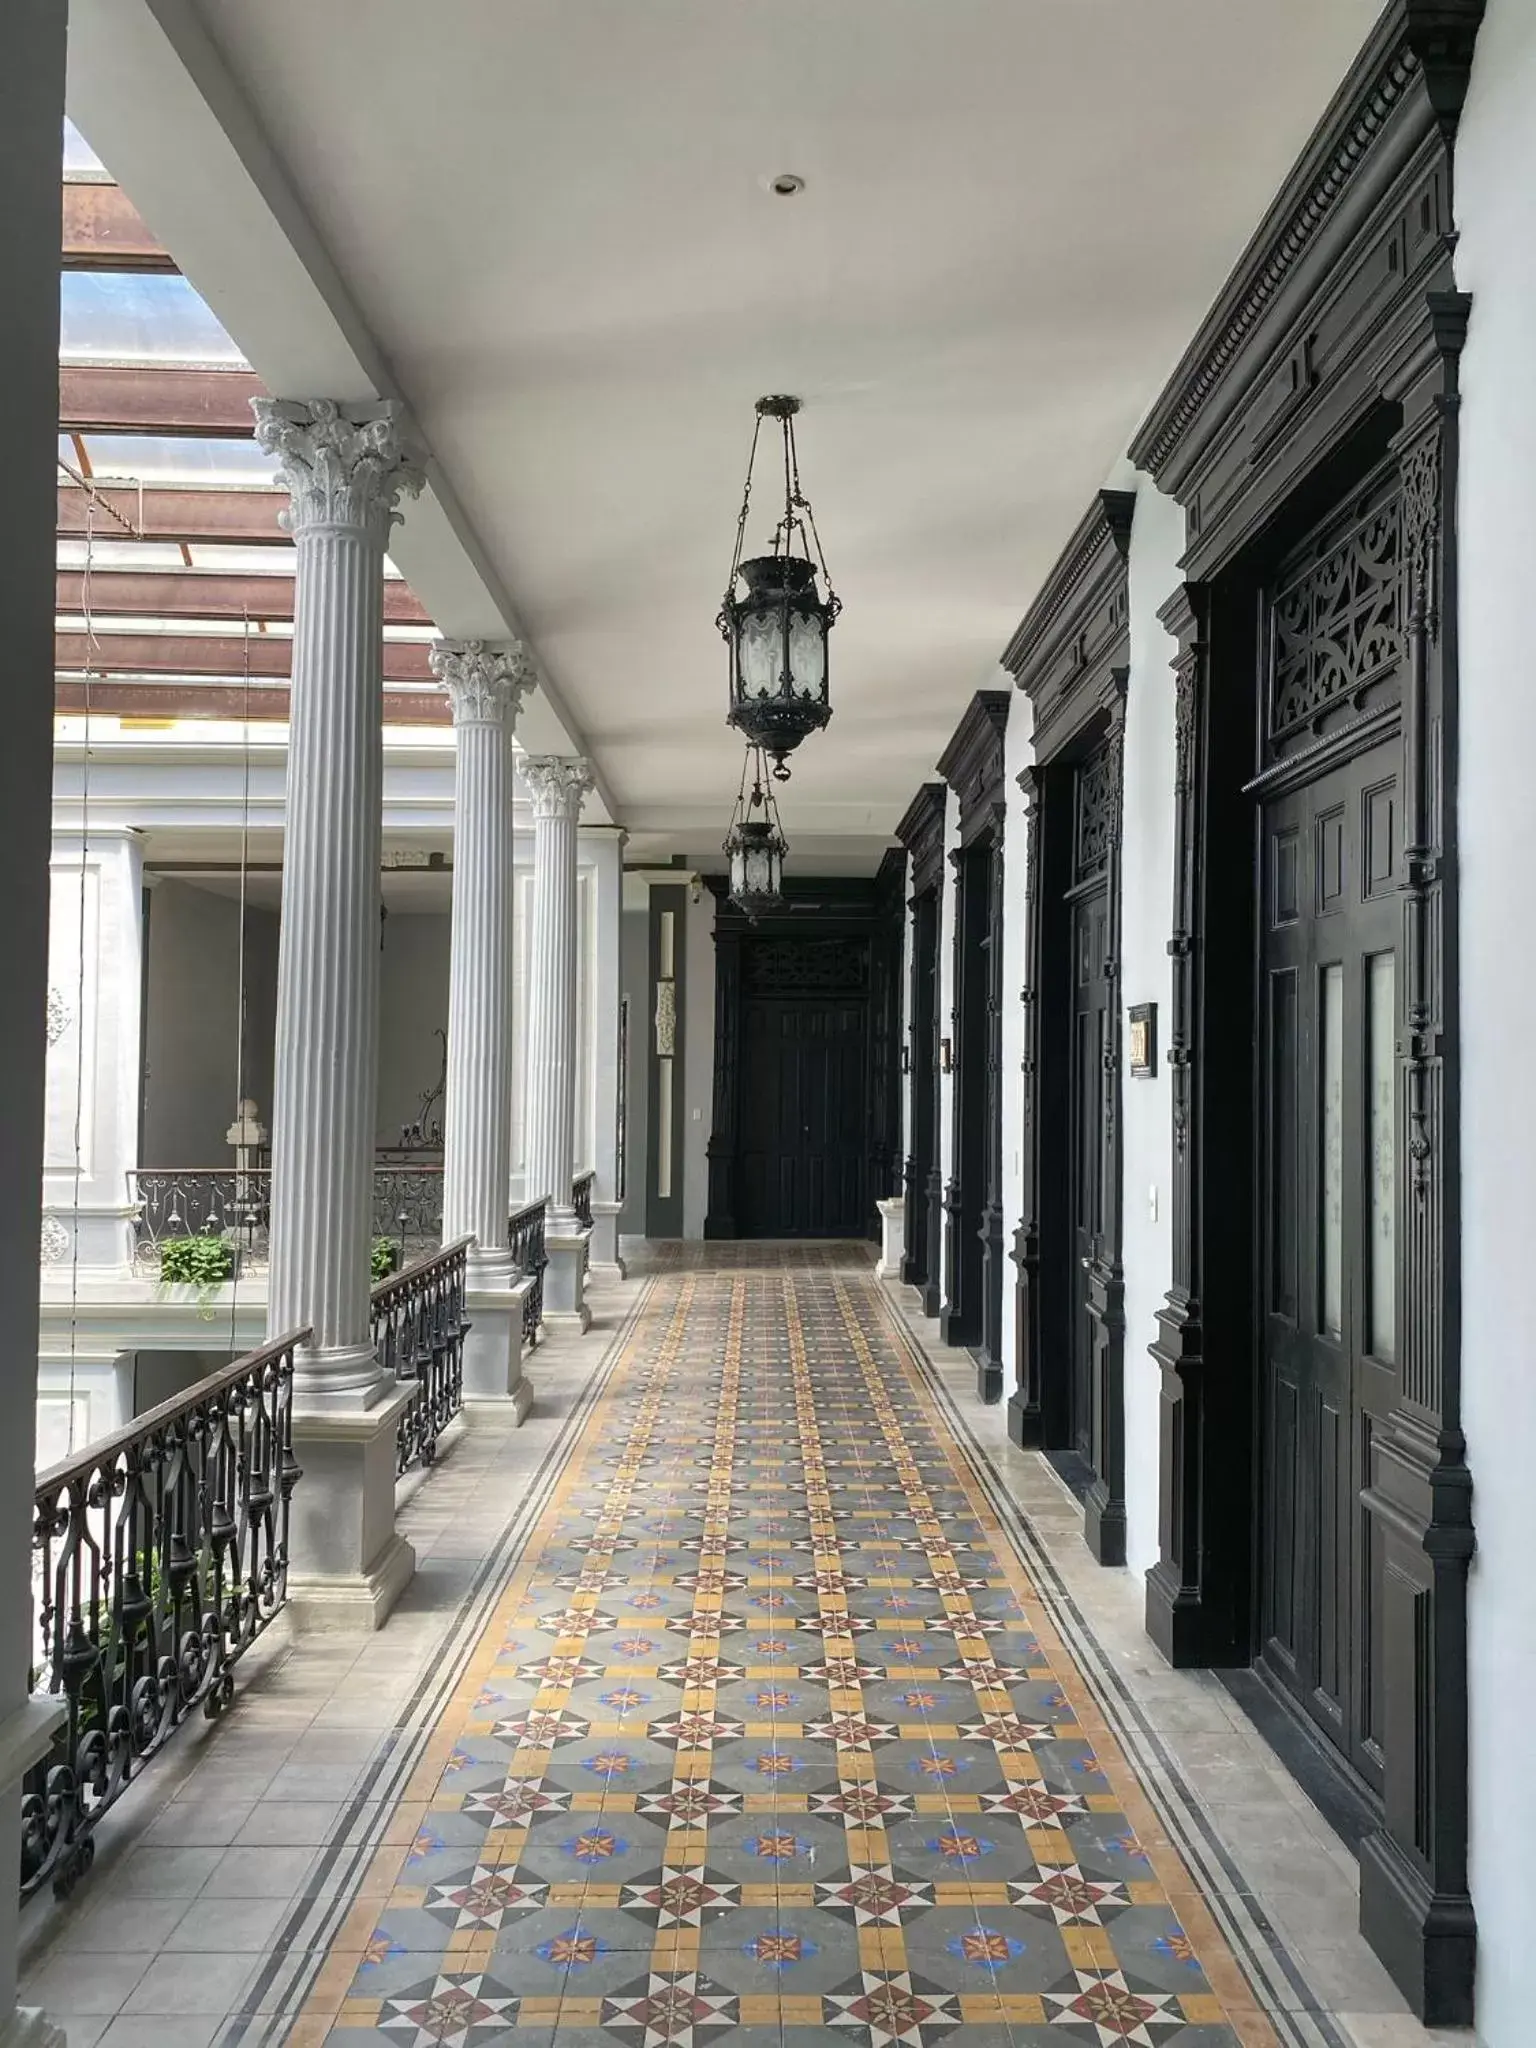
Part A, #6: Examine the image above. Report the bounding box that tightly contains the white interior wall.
[682,887,715,1240]
[1450,8,1536,2041]
[1000,688,1033,1394]
[1118,479,1184,1575]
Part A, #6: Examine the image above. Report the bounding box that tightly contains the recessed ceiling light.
[769,173,805,197]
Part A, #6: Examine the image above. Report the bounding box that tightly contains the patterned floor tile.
[296,1254,1308,2046]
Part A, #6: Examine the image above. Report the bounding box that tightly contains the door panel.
[1259,742,1398,1790]
[739,995,868,1237]
[1069,881,1109,1464]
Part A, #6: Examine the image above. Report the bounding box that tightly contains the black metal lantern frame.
[718,395,840,780]
[724,744,788,921]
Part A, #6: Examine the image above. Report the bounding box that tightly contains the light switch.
[1148,1184,1158,1222]
[692,1107,702,1121]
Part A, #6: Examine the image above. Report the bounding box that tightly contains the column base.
[543,1229,592,1331]
[589,1199,627,1283]
[0,2010,66,2048]
[286,1382,417,1631]
[876,1197,906,1280]
[461,1282,534,1413]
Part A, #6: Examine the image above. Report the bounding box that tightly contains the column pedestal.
[543,1230,592,1330]
[462,1279,535,1416]
[876,1196,906,1280]
[588,1198,626,1283]
[286,1386,417,1630]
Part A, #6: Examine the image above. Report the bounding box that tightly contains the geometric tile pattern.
[320,1261,1282,2046]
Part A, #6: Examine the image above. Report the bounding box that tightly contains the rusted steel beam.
[54,681,450,726]
[62,183,174,270]
[58,484,290,544]
[59,364,263,437]
[56,630,434,682]
[56,569,430,626]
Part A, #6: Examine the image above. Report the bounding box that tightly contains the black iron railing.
[126,1166,447,1273]
[372,1239,471,1478]
[572,1169,595,1230]
[372,1166,445,1263]
[509,1197,548,1347]
[23,1330,305,1904]
[127,1168,271,1270]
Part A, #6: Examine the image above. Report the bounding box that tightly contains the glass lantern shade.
[725,817,787,922]
[722,554,834,770]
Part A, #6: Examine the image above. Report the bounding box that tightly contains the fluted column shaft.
[524,757,593,1227]
[435,642,533,1275]
[254,399,422,1404]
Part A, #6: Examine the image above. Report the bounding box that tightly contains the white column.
[524,756,594,1328]
[252,397,423,1626]
[4,6,71,2043]
[433,640,537,1409]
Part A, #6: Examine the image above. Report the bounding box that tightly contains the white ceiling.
[71,0,1379,869]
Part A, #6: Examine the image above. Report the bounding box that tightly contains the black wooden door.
[1259,742,1398,1791]
[1069,876,1110,1466]
[738,995,869,1237]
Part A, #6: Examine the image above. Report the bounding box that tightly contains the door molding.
[1003,492,1133,1568]
[1128,2,1482,2020]
[896,783,948,1313]
[938,692,1011,1397]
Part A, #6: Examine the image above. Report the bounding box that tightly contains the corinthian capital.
[431,638,537,727]
[523,755,594,822]
[251,398,424,541]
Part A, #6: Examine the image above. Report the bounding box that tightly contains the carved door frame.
[937,693,1010,1399]
[896,783,948,1315]
[1003,493,1133,1566]
[1127,4,1481,2019]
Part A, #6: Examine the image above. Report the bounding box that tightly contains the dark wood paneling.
[1131,4,1482,2018]
[1004,493,1130,1563]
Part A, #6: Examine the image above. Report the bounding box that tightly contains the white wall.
[1451,8,1536,2040]
[999,689,1033,1393]
[1118,479,1184,1575]
[682,887,715,1239]
[44,831,143,1268]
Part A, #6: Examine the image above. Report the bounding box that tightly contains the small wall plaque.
[1128,1002,1157,1079]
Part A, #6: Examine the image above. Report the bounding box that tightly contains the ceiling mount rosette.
[717,395,840,781]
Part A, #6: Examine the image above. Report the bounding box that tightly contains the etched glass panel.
[1367,951,1396,1362]
[1320,963,1343,1338]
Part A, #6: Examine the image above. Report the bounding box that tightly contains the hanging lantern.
[724,745,788,921]
[718,395,840,780]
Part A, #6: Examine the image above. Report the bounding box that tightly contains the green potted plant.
[158,1233,235,1319]
[371,1236,401,1284]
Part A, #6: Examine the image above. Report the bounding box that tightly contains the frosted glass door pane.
[1320,964,1343,1338]
[1368,952,1396,1362]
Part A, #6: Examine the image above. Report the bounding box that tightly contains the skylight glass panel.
[77,436,279,488]
[63,119,110,182]
[57,539,188,571]
[60,272,249,368]
[184,545,299,575]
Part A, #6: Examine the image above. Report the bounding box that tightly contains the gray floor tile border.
[882,1279,1446,2048]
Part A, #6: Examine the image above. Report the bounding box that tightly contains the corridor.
[21,1251,1436,2048]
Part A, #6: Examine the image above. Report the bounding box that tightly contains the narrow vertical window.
[1320,963,1343,1338]
[1367,951,1396,1361]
